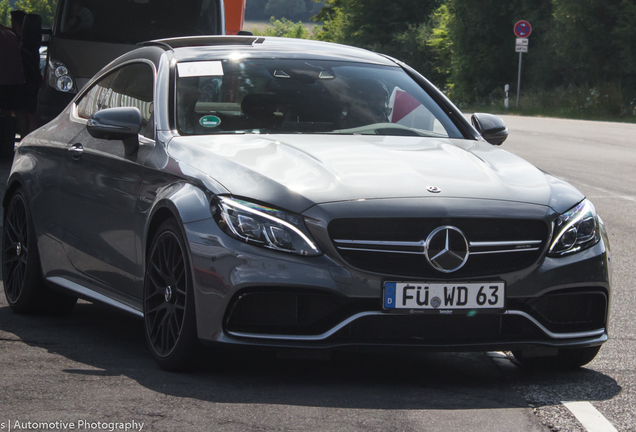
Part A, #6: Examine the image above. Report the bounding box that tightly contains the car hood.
[168,134,583,214]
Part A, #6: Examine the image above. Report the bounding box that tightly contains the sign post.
[505,84,510,109]
[514,20,532,108]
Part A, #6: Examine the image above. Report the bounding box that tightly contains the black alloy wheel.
[144,218,198,371]
[2,189,77,314]
[3,191,34,307]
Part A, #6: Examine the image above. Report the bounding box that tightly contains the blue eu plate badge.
[384,282,396,309]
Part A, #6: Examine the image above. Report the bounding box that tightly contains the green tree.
[258,16,310,38]
[246,0,324,21]
[613,0,636,83]
[309,0,325,15]
[388,21,443,86]
[312,0,347,42]
[425,4,453,90]
[314,0,440,47]
[13,0,56,27]
[552,0,625,84]
[265,0,307,21]
[0,0,11,26]
[444,0,553,103]
[312,0,443,85]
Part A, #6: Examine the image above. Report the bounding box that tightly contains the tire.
[144,218,198,371]
[512,346,601,369]
[2,189,77,314]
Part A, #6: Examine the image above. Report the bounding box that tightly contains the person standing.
[0,24,24,156]
[2,10,42,137]
[0,23,25,111]
[9,9,26,39]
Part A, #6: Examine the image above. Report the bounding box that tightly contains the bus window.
[58,0,220,44]
[38,0,226,125]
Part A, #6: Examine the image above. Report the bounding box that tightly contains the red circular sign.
[514,20,532,38]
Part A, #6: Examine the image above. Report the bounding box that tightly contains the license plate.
[383,282,505,311]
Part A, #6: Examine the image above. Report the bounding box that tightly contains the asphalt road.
[0,115,634,432]
[494,115,636,432]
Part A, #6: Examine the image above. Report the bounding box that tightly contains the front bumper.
[183,214,611,353]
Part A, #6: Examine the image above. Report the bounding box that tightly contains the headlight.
[213,197,322,256]
[549,199,601,256]
[47,59,76,93]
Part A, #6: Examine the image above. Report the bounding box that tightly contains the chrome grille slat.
[470,247,541,255]
[470,240,542,247]
[337,246,425,255]
[334,239,426,247]
[334,238,542,256]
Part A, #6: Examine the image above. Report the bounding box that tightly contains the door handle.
[68,143,84,160]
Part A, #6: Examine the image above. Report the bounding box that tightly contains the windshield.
[175,59,463,138]
[57,0,219,44]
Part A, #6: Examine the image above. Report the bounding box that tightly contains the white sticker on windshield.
[177,61,224,78]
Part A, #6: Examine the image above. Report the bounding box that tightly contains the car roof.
[143,36,398,66]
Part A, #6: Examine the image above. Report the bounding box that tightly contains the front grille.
[329,217,549,278]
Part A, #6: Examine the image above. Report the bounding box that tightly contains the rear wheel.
[2,189,77,314]
[512,346,601,369]
[144,218,198,371]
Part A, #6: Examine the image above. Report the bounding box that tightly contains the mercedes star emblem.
[427,186,441,193]
[425,226,470,273]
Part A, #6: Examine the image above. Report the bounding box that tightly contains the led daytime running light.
[217,197,321,256]
[549,199,599,256]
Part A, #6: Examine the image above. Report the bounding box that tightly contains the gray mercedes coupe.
[2,36,611,371]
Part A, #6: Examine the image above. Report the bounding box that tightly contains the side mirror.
[87,107,142,156]
[471,113,508,146]
[41,28,52,46]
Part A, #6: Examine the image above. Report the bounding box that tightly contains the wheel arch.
[145,207,177,262]
[3,177,26,210]
[3,150,43,210]
[144,181,214,262]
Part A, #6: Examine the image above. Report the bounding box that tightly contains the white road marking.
[488,353,619,432]
[562,401,618,432]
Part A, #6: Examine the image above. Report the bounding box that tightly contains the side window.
[109,63,155,137]
[76,62,155,138]
[76,71,116,119]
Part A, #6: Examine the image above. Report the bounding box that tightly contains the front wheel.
[512,346,601,369]
[144,218,198,371]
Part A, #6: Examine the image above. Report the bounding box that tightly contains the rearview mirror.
[87,107,141,156]
[471,113,508,146]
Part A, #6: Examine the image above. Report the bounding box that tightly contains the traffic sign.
[513,21,532,109]
[514,20,532,38]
